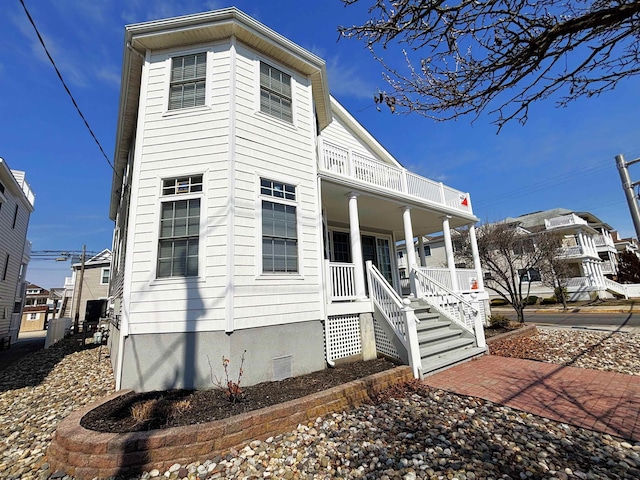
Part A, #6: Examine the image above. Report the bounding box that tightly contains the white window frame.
[100,267,110,285]
[28,313,38,320]
[162,48,213,117]
[256,175,303,279]
[253,56,297,127]
[152,173,205,282]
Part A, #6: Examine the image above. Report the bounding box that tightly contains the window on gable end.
[169,53,207,110]
[259,62,292,122]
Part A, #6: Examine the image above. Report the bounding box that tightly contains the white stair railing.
[366,261,422,378]
[412,267,486,348]
[604,278,628,299]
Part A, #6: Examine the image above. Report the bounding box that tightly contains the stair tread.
[421,347,487,375]
[420,337,475,357]
[417,329,461,343]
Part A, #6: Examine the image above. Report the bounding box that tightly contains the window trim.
[256,175,302,279]
[162,49,213,116]
[152,172,205,282]
[100,267,110,285]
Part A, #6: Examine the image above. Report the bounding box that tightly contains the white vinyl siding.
[259,62,292,122]
[169,53,207,110]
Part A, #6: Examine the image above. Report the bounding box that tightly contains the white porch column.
[417,235,427,267]
[468,224,484,291]
[577,231,586,253]
[442,216,460,292]
[584,261,594,286]
[402,207,417,269]
[348,192,366,299]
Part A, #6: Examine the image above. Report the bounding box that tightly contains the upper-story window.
[157,175,202,278]
[259,62,292,122]
[12,205,18,229]
[169,53,207,110]
[100,268,110,285]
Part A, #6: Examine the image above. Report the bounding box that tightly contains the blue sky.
[2,0,639,289]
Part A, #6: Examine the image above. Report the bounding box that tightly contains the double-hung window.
[169,53,207,110]
[261,178,297,273]
[259,62,292,122]
[157,175,202,278]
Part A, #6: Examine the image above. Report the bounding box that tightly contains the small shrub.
[490,298,509,306]
[488,314,511,328]
[524,295,539,305]
[554,286,568,304]
[540,296,557,305]
[210,350,247,404]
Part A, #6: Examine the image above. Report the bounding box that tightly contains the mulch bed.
[483,322,526,339]
[81,358,397,433]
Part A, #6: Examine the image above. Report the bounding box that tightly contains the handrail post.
[473,300,486,348]
[402,299,422,379]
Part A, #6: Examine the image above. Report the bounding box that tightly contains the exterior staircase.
[411,298,487,375]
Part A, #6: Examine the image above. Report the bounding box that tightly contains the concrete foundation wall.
[120,321,326,392]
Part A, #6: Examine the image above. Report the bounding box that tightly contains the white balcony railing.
[320,142,472,214]
[593,234,615,248]
[557,245,599,258]
[601,260,615,275]
[545,214,588,230]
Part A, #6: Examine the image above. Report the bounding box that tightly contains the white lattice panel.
[373,318,401,360]
[326,315,362,360]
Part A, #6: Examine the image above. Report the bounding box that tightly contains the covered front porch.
[316,141,489,377]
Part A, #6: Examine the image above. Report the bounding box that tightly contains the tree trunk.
[515,304,525,324]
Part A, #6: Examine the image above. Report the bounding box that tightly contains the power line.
[18,0,119,178]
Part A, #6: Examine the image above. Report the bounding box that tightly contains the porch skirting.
[118,321,326,392]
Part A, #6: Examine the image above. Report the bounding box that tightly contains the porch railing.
[565,277,592,288]
[320,142,472,215]
[366,261,421,377]
[418,267,479,292]
[327,262,357,301]
[412,268,485,347]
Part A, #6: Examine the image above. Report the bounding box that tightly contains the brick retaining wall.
[48,366,413,479]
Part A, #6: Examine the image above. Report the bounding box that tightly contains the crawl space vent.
[272,355,292,381]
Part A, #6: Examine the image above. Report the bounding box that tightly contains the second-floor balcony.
[557,245,599,259]
[544,213,588,230]
[593,234,616,250]
[320,142,472,215]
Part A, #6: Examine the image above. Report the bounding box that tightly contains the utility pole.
[73,244,86,334]
[616,154,640,240]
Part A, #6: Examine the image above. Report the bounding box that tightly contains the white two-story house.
[108,8,488,393]
[0,159,34,346]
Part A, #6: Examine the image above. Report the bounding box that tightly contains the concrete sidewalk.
[423,355,640,442]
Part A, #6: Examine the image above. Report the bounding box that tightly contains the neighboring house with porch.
[0,159,34,347]
[107,8,488,393]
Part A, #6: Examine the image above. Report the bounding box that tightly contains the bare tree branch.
[340,0,640,129]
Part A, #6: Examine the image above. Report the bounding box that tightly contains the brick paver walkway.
[423,355,640,442]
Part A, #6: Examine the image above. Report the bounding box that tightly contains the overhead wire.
[18,0,119,178]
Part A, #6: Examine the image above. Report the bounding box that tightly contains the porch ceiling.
[321,181,476,237]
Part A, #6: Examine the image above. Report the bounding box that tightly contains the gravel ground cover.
[1,330,639,479]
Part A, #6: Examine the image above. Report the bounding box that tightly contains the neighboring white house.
[0,158,35,346]
[107,8,488,393]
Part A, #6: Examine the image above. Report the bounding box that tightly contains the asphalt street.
[497,310,640,333]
